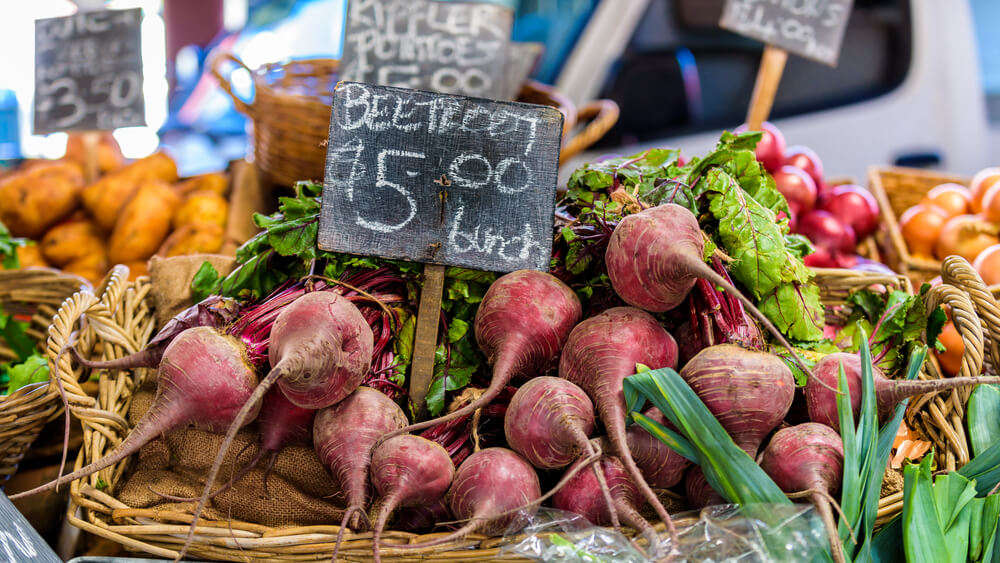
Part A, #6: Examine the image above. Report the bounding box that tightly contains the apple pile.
[736,122,883,271]
[899,168,1000,286]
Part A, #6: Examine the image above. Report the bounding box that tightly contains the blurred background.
[2,0,999,180]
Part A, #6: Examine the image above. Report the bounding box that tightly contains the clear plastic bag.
[501,504,828,562]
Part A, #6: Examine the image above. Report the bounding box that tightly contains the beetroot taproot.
[626,407,690,489]
[553,455,651,533]
[559,306,679,540]
[760,423,846,563]
[370,435,455,563]
[806,352,1000,430]
[10,327,258,499]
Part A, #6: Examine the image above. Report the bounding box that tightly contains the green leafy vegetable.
[4,354,49,395]
[0,221,28,270]
[836,287,941,374]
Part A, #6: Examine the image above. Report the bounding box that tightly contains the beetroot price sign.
[720,0,853,66]
[339,0,513,99]
[318,82,563,272]
[33,8,144,134]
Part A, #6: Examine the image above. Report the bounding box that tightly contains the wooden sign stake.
[746,45,788,130]
[410,264,446,417]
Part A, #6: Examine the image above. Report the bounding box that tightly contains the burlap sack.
[147,254,235,326]
[117,385,344,527]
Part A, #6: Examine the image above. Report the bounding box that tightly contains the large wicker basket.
[210,54,619,186]
[868,166,971,287]
[55,260,996,559]
[0,268,89,483]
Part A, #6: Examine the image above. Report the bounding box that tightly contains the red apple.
[798,209,857,255]
[773,165,818,215]
[821,185,880,239]
[784,145,824,187]
[735,121,786,172]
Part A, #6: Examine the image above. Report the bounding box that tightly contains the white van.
[555,0,996,181]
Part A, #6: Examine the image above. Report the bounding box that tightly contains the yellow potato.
[81,152,179,231]
[160,223,225,257]
[0,164,85,237]
[124,260,149,281]
[108,181,181,264]
[64,132,125,174]
[40,218,105,267]
[175,173,228,198]
[63,251,108,286]
[14,245,48,269]
[173,191,229,230]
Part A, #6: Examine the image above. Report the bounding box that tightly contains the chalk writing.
[319,82,562,272]
[720,0,853,66]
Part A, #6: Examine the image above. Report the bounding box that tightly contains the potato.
[175,173,228,198]
[0,163,85,237]
[40,218,105,267]
[82,152,179,231]
[124,260,149,281]
[65,132,125,174]
[108,181,181,264]
[63,250,108,286]
[173,190,228,230]
[160,223,225,257]
[15,244,48,269]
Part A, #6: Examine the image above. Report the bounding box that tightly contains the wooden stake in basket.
[80,132,101,184]
[410,264,445,417]
[719,0,855,129]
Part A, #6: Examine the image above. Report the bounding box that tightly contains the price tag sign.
[0,494,60,562]
[33,8,145,134]
[339,0,513,99]
[720,0,853,66]
[318,81,563,272]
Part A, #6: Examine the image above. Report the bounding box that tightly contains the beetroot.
[9,327,258,499]
[684,467,725,508]
[370,435,455,563]
[760,423,845,562]
[559,307,680,539]
[605,204,810,370]
[504,377,596,469]
[822,185,880,240]
[736,122,786,172]
[403,448,541,549]
[315,387,408,531]
[784,145,824,187]
[798,209,857,256]
[180,291,375,557]
[680,345,795,453]
[626,407,690,489]
[553,455,651,533]
[806,352,1000,430]
[389,270,581,438]
[70,295,240,371]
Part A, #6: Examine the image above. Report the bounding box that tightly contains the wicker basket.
[868,166,971,287]
[210,54,619,187]
[0,268,90,483]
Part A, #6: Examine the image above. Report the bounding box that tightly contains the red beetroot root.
[315,387,408,532]
[370,435,455,563]
[504,376,596,470]
[402,448,541,549]
[807,352,1000,430]
[559,306,680,541]
[627,407,690,489]
[10,327,258,499]
[553,455,652,534]
[760,423,846,563]
[680,344,795,454]
[388,270,581,438]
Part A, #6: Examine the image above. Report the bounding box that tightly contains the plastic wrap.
[502,504,828,562]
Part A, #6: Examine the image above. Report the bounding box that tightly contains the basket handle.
[560,99,620,164]
[924,282,985,381]
[939,255,1000,370]
[209,53,255,116]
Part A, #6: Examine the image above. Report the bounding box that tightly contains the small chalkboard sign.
[0,494,60,563]
[34,8,145,134]
[339,0,513,99]
[318,81,563,273]
[720,0,853,66]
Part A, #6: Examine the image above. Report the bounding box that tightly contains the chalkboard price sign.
[0,494,60,563]
[340,0,513,99]
[720,0,854,66]
[33,8,145,134]
[318,82,563,273]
